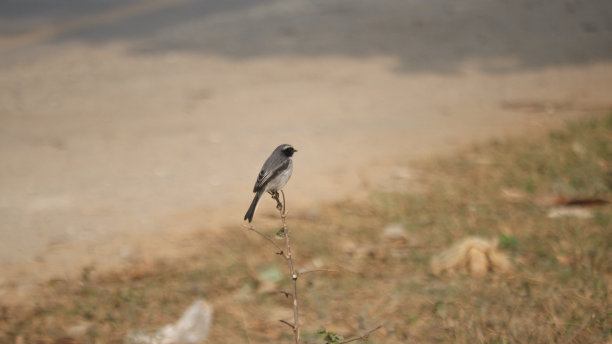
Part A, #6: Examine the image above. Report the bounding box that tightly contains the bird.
[244,144,297,222]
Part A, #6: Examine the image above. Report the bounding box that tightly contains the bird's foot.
[271,191,283,210]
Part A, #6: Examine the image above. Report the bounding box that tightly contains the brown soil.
[1,0,611,301]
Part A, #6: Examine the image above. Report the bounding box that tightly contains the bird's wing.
[253,158,290,192]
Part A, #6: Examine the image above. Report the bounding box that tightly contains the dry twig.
[298,268,340,276]
[339,324,384,343]
[278,190,301,344]
[241,223,284,255]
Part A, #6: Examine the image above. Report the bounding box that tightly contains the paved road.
[1,0,611,292]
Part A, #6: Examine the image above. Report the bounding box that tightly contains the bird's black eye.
[282,146,296,156]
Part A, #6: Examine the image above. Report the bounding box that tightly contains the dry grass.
[1,113,611,343]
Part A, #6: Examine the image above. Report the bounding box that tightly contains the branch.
[278,290,293,298]
[241,223,284,255]
[339,324,384,344]
[280,319,296,330]
[298,268,340,276]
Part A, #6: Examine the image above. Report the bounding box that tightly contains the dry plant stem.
[279,190,300,344]
[298,268,340,276]
[280,319,294,329]
[241,223,284,255]
[339,324,384,344]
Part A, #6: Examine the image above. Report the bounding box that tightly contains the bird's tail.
[244,190,263,222]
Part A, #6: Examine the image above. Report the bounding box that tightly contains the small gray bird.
[244,144,297,222]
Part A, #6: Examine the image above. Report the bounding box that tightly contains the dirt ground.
[1,0,611,300]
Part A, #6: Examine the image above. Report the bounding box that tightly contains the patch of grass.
[1,113,610,343]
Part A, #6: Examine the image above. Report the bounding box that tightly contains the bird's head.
[279,144,297,157]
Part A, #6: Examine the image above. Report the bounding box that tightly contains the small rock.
[65,321,93,339]
[340,239,357,255]
[500,188,527,201]
[571,141,586,155]
[382,223,407,241]
[392,167,413,180]
[120,246,134,260]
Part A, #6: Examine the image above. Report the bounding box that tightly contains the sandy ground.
[1,0,611,298]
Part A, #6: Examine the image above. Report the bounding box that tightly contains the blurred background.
[1,0,611,287]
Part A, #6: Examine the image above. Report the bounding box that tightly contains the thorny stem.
[279,190,300,344]
[242,190,299,342]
